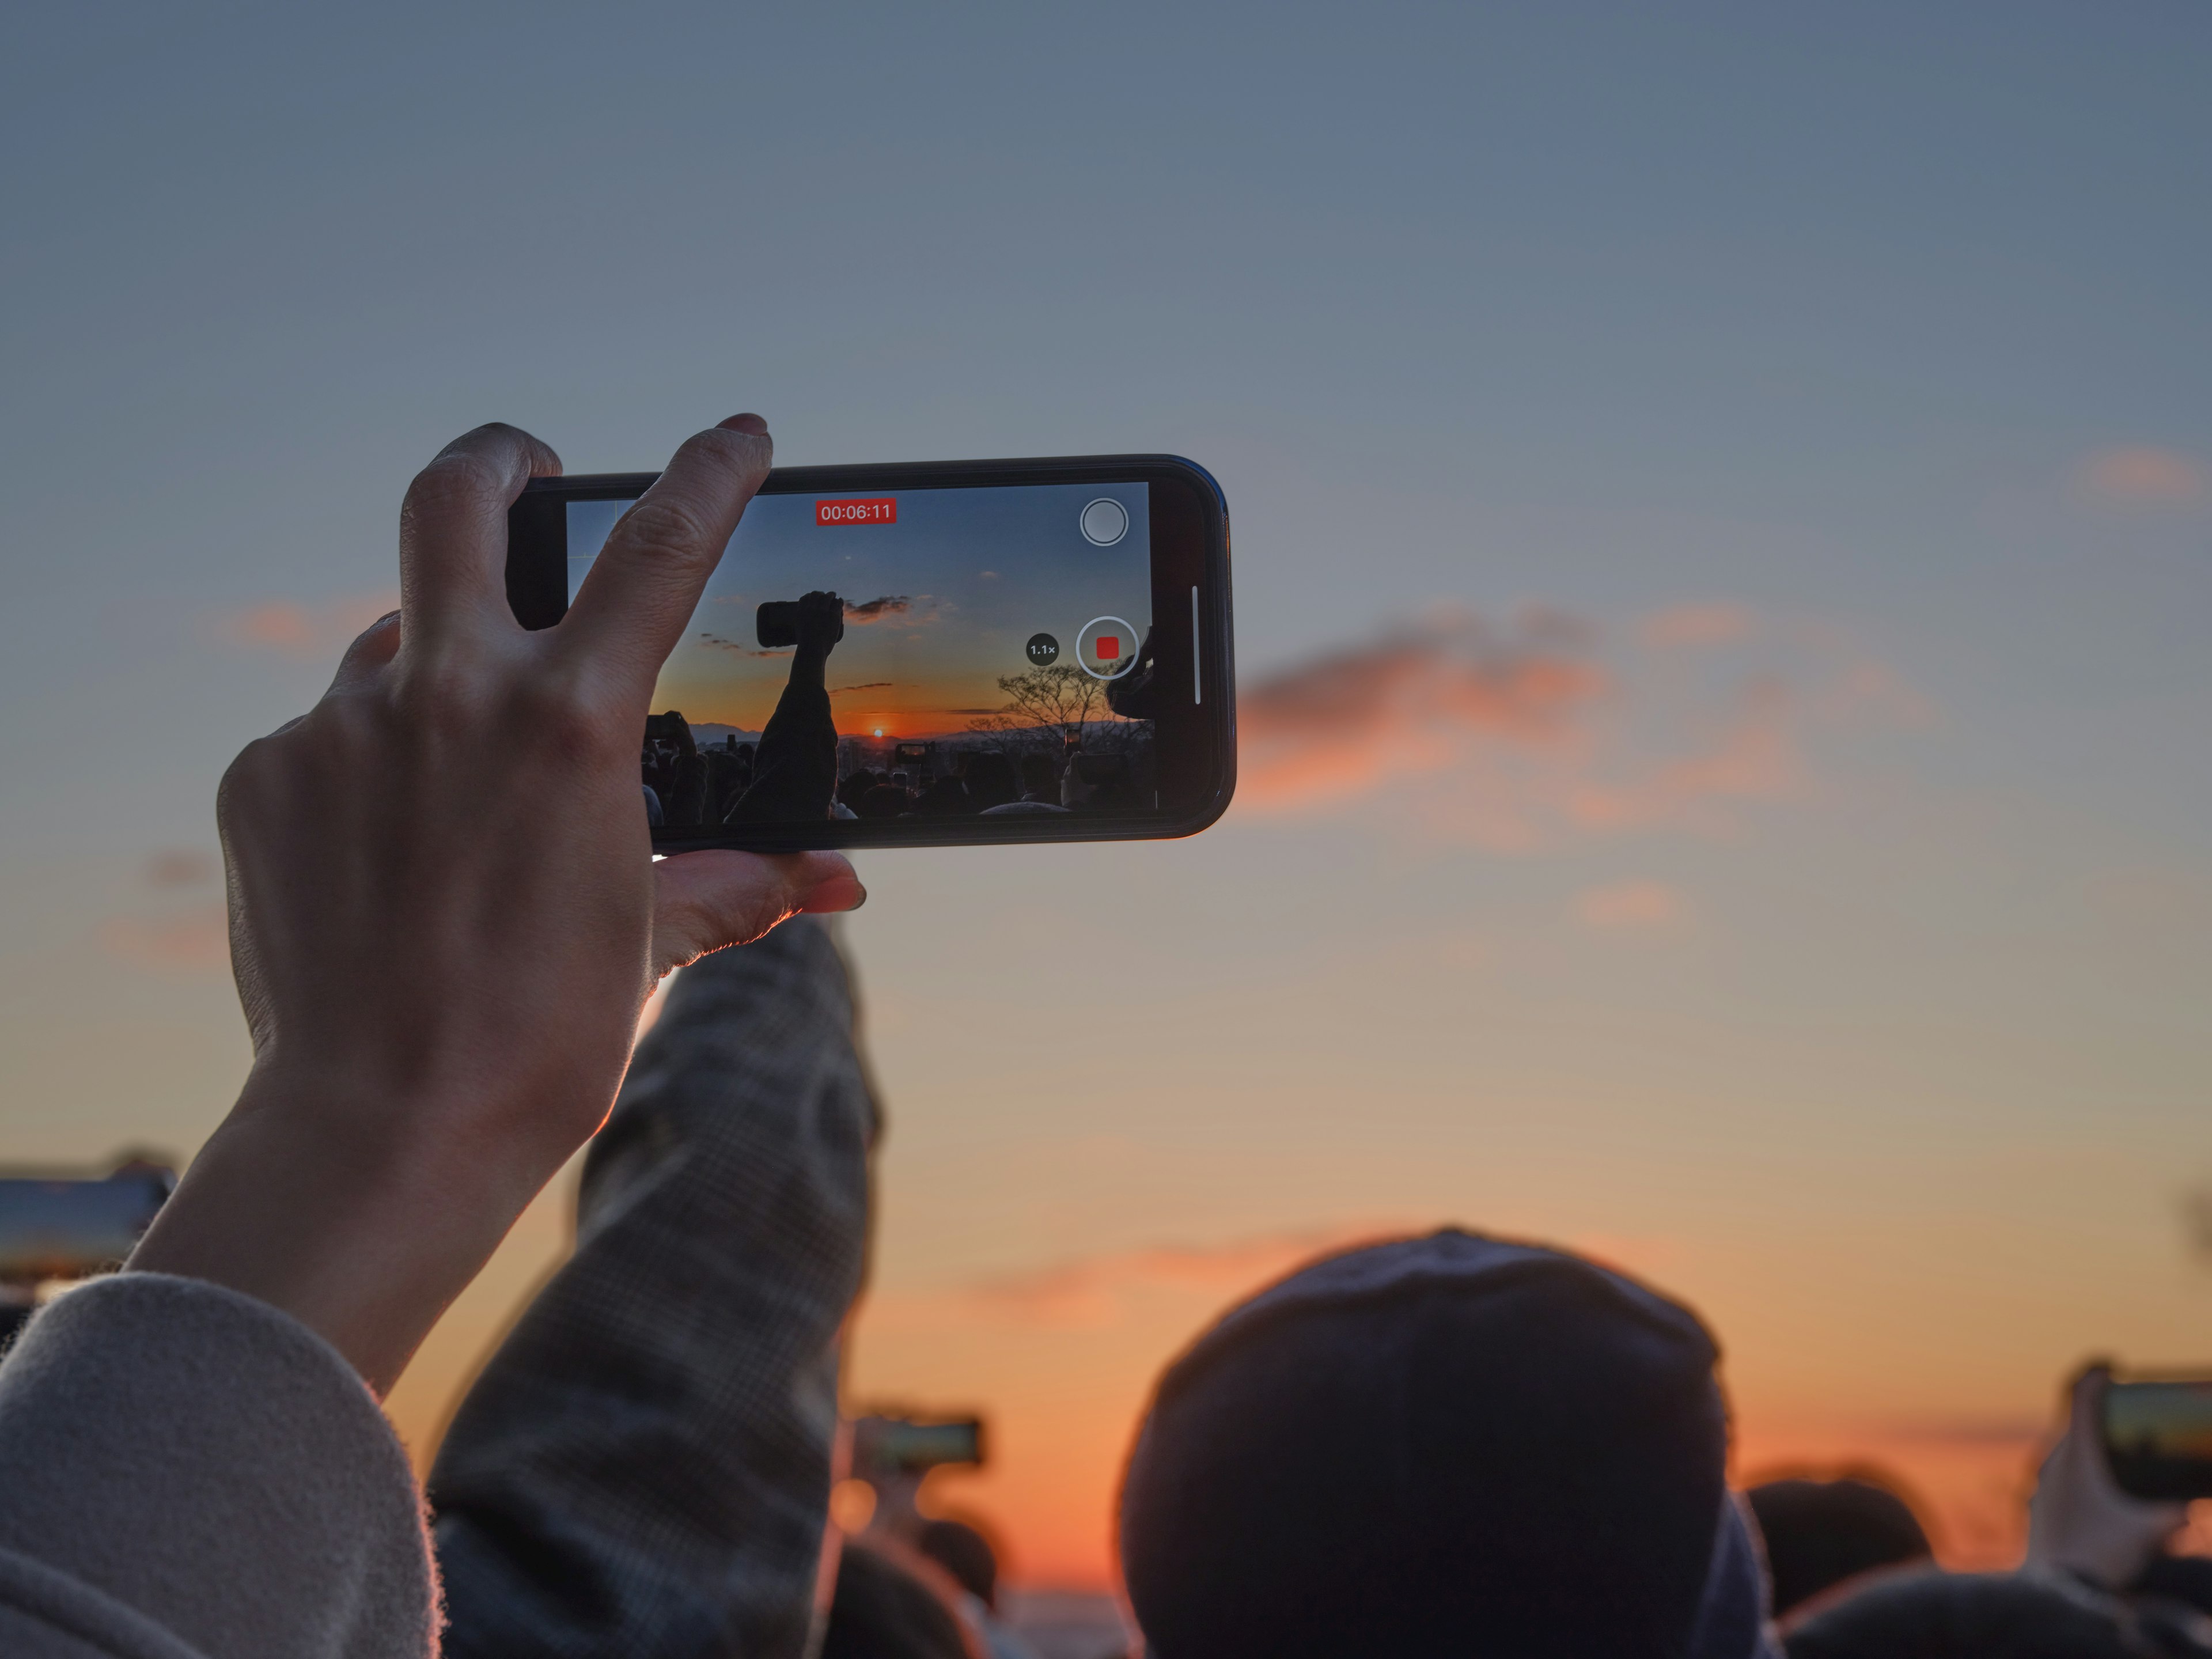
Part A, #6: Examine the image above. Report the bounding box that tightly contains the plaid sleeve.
[430,918,877,1659]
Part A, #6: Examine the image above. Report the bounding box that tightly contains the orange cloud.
[1237,607,1914,849]
[1562,678,1801,833]
[145,849,218,888]
[101,850,231,975]
[1575,880,1690,931]
[923,1225,1399,1331]
[1237,611,1607,815]
[218,593,399,659]
[2078,446,2206,508]
[101,906,229,974]
[870,1222,1691,1336]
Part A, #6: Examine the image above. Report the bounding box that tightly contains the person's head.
[1118,1229,1771,1659]
[960,751,1020,809]
[1747,1475,1931,1618]
[915,776,972,815]
[916,1517,999,1611]
[1019,753,1060,800]
[858,783,910,819]
[820,1540,978,1659]
[1783,1569,2184,1658]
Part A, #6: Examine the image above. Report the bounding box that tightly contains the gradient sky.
[5,2,2211,1589]
[567,480,1152,736]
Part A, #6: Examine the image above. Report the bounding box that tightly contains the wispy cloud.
[1237,609,1605,816]
[697,632,789,657]
[844,594,912,623]
[1575,880,1691,931]
[2077,446,2206,509]
[831,681,895,695]
[865,1223,1686,1333]
[146,849,218,888]
[101,850,228,975]
[1236,604,1919,849]
[217,593,398,659]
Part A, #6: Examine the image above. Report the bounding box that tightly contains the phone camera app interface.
[567,483,1156,828]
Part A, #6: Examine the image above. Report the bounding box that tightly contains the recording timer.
[816,497,897,525]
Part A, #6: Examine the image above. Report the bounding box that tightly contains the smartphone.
[851,1415,986,1477]
[2102,1378,2212,1500]
[505,456,1235,851]
[0,1168,175,1285]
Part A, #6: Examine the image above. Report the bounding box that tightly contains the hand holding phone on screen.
[506,456,1236,850]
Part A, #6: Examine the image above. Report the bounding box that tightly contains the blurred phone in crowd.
[851,1415,986,1480]
[0,1160,175,1350]
[0,1163,175,1287]
[2101,1377,2212,1499]
[506,456,1236,851]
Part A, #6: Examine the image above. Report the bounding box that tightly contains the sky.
[4,0,2211,1590]
[567,479,1153,737]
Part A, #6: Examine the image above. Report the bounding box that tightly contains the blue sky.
[2,1,2209,1577]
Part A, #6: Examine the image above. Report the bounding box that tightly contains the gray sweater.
[0,1272,435,1657]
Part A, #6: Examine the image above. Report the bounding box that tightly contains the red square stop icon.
[1096,635,1121,660]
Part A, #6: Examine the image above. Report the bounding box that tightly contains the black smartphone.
[2102,1378,2212,1500]
[0,1168,174,1285]
[506,456,1235,851]
[851,1415,985,1477]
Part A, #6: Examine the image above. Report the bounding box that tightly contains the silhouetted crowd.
[463,923,2212,1659]
[646,709,1147,828]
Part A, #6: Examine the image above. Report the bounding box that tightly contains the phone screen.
[2103,1380,2212,1500]
[508,456,1233,850]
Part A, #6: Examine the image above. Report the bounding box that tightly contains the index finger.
[399,423,562,643]
[558,414,772,697]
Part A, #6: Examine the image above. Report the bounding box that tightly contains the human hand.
[794,590,846,657]
[130,417,863,1393]
[2025,1364,2185,1588]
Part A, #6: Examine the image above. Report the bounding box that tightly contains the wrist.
[129,1067,555,1395]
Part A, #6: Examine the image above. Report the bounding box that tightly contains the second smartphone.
[506,455,1235,851]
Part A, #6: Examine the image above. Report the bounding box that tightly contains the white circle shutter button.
[1080,498,1129,546]
[1076,616,1139,680]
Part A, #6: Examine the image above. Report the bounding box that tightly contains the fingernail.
[847,882,867,910]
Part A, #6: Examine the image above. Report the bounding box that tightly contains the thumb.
[649,850,865,977]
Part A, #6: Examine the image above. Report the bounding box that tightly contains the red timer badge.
[816,497,898,525]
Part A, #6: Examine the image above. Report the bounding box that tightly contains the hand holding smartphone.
[506,456,1236,850]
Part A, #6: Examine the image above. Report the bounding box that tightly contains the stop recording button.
[1075,616,1138,680]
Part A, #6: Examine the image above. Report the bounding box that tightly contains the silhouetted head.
[960,751,1020,809]
[820,1541,975,1659]
[1747,1475,1931,1618]
[914,777,973,815]
[1119,1229,1772,1659]
[1783,1569,2188,1659]
[1019,754,1060,800]
[858,784,910,819]
[643,710,696,760]
[917,1518,999,1611]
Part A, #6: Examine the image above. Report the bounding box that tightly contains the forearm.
[128,1063,570,1396]
[431,919,876,1659]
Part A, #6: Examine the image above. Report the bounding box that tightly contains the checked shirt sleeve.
[430,919,878,1659]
